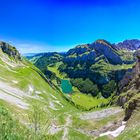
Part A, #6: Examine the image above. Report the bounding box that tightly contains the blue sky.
[0,0,140,53]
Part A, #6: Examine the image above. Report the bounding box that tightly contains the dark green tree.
[102,80,116,98]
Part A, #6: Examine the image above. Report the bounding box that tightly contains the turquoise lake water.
[61,79,72,94]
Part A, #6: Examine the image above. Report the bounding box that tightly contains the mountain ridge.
[115,39,140,50]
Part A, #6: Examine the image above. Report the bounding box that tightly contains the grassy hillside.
[0,48,82,139]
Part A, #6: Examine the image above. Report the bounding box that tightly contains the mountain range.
[28,39,137,98]
[0,40,140,139]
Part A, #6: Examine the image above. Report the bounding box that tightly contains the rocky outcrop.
[118,50,140,120]
[0,41,21,60]
[115,39,140,51]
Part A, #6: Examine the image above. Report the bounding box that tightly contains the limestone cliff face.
[118,50,140,120]
[0,41,21,60]
[91,40,123,64]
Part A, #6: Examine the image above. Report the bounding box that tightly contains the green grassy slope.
[0,50,72,137]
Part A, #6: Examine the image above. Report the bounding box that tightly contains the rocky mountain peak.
[94,39,112,47]
[91,40,123,64]
[115,39,140,50]
[0,41,21,60]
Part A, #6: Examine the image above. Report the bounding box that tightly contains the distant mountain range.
[114,39,140,50]
[65,39,140,64]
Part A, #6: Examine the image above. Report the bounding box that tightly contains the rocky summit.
[0,41,21,60]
